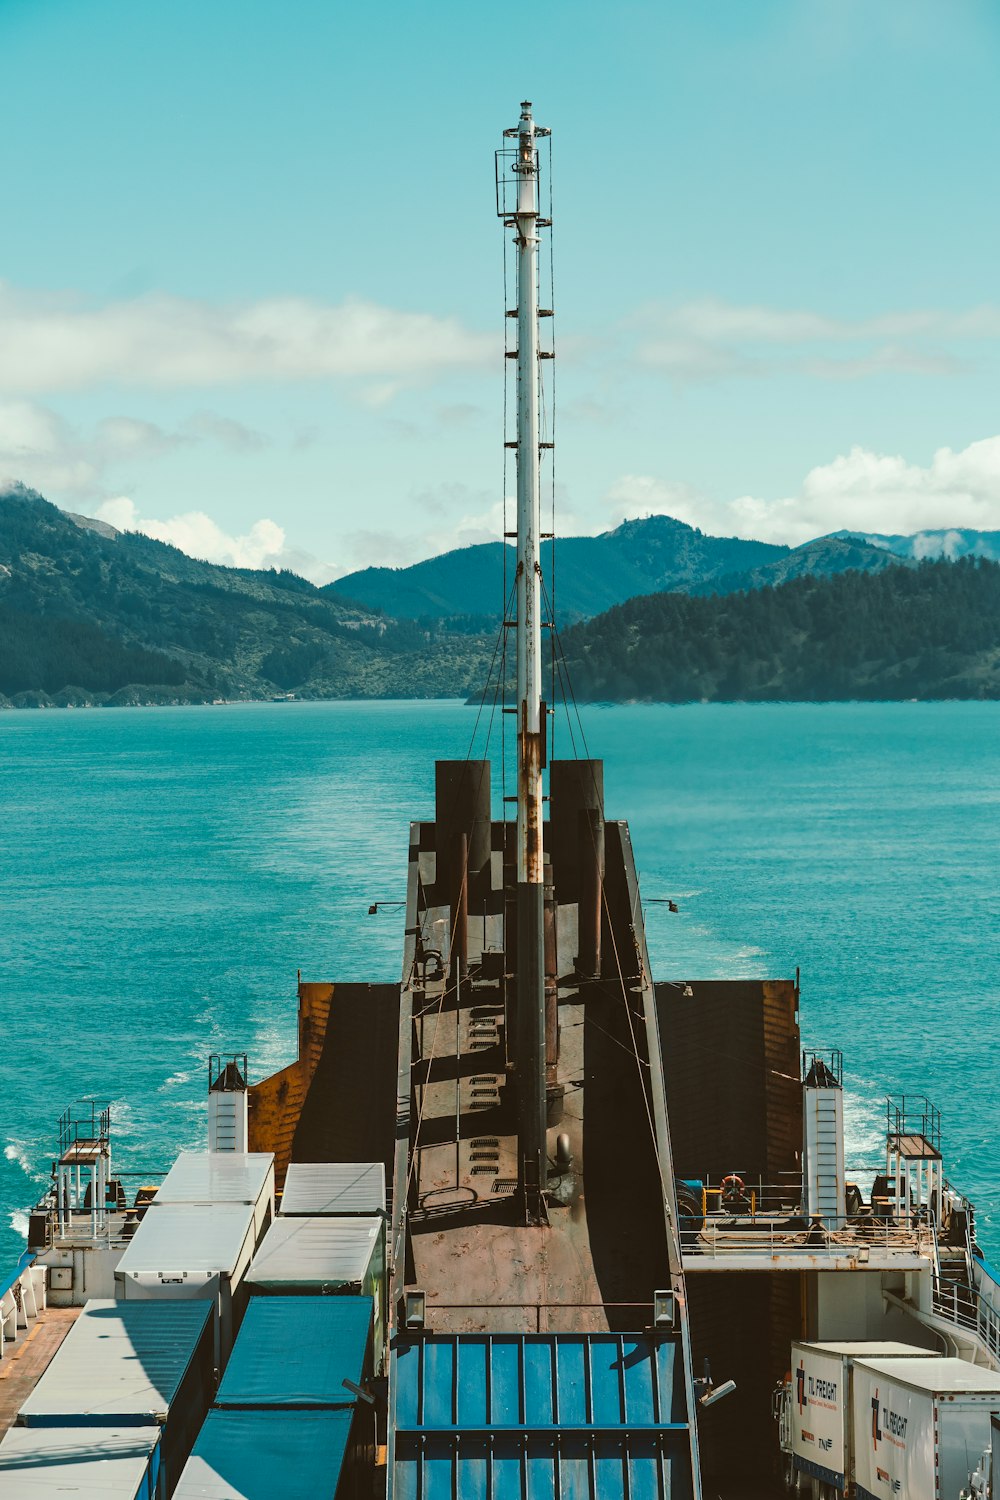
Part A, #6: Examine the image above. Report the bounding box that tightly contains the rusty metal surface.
[249,982,399,1193]
[403,813,684,1339]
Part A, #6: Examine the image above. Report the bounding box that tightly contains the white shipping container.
[852,1357,1000,1500]
[280,1161,385,1217]
[0,1425,162,1499]
[150,1151,275,1239]
[114,1201,258,1364]
[789,1341,938,1492]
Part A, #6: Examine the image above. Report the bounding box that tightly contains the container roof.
[0,1425,161,1496]
[19,1298,212,1424]
[280,1161,385,1216]
[153,1151,274,1206]
[796,1341,937,1358]
[246,1216,382,1289]
[116,1201,256,1276]
[856,1356,1000,1393]
[217,1296,373,1408]
[173,1409,353,1499]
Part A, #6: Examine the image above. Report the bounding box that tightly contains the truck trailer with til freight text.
[852,1357,1000,1500]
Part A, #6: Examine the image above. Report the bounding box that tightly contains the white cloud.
[184,411,265,451]
[635,297,1000,383]
[0,284,494,394]
[607,434,1000,546]
[0,398,270,506]
[0,401,100,493]
[93,496,338,582]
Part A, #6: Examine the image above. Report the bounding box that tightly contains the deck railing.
[683,1216,934,1261]
[0,1253,45,1359]
[932,1277,1000,1365]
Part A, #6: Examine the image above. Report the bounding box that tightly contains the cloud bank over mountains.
[4,275,1000,575]
[55,433,1000,581]
[607,436,1000,548]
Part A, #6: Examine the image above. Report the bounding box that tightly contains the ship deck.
[0,1306,81,1439]
[399,820,680,1335]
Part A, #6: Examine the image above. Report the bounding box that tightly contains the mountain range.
[3,483,1000,704]
[327,516,915,621]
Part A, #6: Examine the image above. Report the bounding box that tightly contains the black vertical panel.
[434,760,492,902]
[549,759,604,903]
[292,983,400,1176]
[655,979,801,1186]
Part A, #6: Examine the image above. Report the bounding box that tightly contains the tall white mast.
[514,100,544,895]
[504,99,549,1222]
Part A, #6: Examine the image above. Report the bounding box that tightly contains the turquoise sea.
[2,700,999,1268]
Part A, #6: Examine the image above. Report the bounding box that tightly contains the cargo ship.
[2,101,1000,1500]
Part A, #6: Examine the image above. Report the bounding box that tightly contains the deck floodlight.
[653,1289,675,1327]
[699,1378,737,1408]
[405,1290,427,1329]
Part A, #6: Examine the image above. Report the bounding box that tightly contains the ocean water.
[1,699,998,1267]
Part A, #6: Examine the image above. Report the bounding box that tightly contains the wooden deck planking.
[0,1306,81,1437]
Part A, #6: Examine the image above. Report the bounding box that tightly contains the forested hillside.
[558,558,1000,701]
[0,486,494,705]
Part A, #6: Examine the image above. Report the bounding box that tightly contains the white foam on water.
[5,1142,44,1184]
[9,1211,28,1240]
[843,1083,886,1182]
[160,1071,192,1090]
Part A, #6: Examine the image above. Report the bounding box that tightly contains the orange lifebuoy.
[720,1174,745,1204]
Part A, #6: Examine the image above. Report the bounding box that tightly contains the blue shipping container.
[173,1409,355,1500]
[217,1295,373,1408]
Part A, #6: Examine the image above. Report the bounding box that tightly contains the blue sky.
[3,0,1000,577]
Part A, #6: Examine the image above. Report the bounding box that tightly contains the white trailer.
[852,1357,1000,1500]
[150,1150,275,1239]
[787,1341,938,1496]
[114,1201,258,1365]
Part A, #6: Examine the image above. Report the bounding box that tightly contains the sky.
[3,0,1000,580]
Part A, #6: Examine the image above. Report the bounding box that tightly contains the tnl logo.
[796,1362,806,1414]
[871,1388,882,1449]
